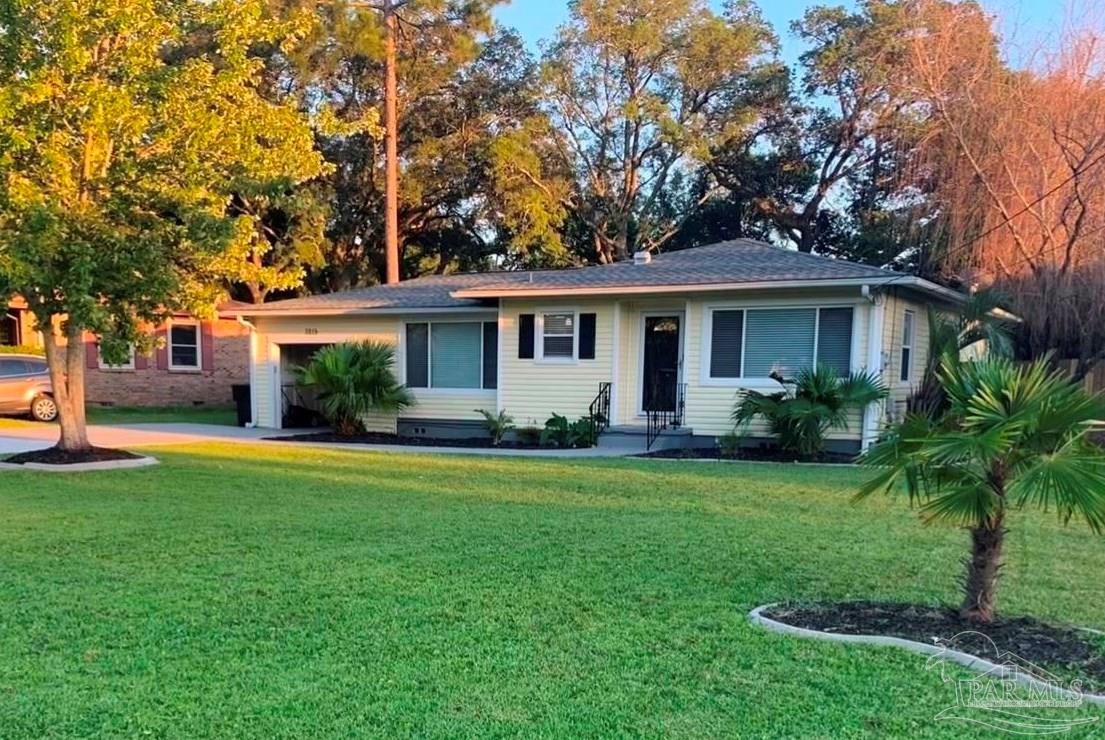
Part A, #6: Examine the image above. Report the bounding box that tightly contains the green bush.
[731,363,887,458]
[475,408,515,446]
[295,341,413,436]
[540,413,593,448]
[718,431,742,459]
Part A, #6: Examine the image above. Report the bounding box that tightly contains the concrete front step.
[597,424,693,452]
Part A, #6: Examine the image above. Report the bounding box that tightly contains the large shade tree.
[493,0,778,264]
[267,0,509,289]
[0,0,326,451]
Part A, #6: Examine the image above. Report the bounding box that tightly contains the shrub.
[295,341,413,436]
[731,364,888,458]
[718,431,742,459]
[515,426,543,446]
[540,413,593,448]
[859,356,1105,624]
[475,408,514,446]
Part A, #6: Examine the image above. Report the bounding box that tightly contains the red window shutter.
[135,352,148,370]
[155,327,168,369]
[201,322,214,371]
[85,338,99,369]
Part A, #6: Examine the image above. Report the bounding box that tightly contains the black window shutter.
[405,323,429,387]
[709,310,743,378]
[518,314,535,359]
[482,321,498,389]
[579,313,597,359]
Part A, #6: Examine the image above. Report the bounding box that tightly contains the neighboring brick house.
[4,299,250,408]
[2,297,43,347]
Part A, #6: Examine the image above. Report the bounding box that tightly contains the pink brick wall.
[84,319,249,408]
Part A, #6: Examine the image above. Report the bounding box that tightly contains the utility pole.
[329,0,408,284]
[382,0,400,284]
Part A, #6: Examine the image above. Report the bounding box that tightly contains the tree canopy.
[0,0,327,448]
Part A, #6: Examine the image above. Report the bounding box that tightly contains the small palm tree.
[296,341,413,436]
[859,356,1105,624]
[475,408,514,446]
[732,363,888,458]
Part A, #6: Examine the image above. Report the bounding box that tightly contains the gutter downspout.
[237,315,258,428]
[861,287,886,451]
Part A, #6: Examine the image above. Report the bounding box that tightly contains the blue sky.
[493,0,1063,66]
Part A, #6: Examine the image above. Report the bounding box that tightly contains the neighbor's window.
[98,344,135,371]
[708,306,854,379]
[900,310,915,382]
[405,321,497,390]
[169,321,201,370]
[540,312,575,359]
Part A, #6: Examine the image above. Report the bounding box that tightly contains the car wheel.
[30,395,58,423]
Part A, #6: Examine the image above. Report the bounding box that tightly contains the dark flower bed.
[267,431,552,449]
[5,446,144,466]
[764,601,1105,693]
[636,446,856,464]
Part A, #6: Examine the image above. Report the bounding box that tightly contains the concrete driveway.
[0,423,287,455]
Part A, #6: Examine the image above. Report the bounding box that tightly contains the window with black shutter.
[579,313,596,359]
[518,314,535,359]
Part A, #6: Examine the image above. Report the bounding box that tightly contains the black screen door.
[642,315,681,412]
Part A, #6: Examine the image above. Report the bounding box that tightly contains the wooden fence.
[1052,360,1105,395]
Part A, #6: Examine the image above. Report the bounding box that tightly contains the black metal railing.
[588,382,612,446]
[646,383,686,450]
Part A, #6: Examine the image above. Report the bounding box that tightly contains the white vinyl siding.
[501,300,612,428]
[684,293,870,439]
[250,313,496,429]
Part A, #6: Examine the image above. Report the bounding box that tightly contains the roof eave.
[238,304,498,318]
[451,276,966,302]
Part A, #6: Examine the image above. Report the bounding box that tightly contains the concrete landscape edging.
[0,455,159,473]
[748,603,1105,707]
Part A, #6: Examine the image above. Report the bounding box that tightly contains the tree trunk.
[961,511,1005,623]
[42,318,91,452]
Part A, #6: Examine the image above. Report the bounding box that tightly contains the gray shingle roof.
[454,240,897,296]
[240,272,527,313]
[243,240,936,315]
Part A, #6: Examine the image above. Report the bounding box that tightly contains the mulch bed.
[5,446,144,466]
[636,447,856,464]
[764,601,1105,692]
[267,431,548,450]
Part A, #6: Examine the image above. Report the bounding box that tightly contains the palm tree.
[732,363,888,458]
[859,356,1105,623]
[296,341,414,436]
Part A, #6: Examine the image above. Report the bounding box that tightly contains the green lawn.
[85,404,238,426]
[0,405,237,430]
[0,445,1102,738]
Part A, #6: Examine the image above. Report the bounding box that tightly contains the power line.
[940,147,1105,267]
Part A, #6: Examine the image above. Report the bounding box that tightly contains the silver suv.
[0,355,56,422]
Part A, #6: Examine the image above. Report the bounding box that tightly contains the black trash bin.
[231,384,251,427]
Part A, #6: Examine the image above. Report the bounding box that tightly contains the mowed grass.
[0,405,237,430]
[0,445,1102,738]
